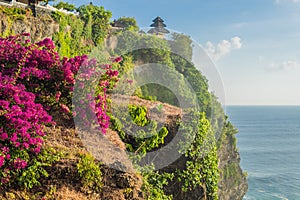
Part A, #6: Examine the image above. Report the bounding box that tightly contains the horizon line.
[225,104,300,106]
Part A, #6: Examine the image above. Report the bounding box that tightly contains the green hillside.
[0,3,247,200]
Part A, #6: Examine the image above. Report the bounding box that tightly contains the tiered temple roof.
[148,16,170,35]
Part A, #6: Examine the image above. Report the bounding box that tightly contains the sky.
[65,0,300,105]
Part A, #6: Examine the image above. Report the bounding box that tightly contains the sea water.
[226,106,300,200]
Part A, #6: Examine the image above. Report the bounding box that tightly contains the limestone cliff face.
[0,7,248,199]
[217,131,248,200]
[0,9,59,42]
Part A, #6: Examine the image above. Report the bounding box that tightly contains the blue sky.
[65,0,300,105]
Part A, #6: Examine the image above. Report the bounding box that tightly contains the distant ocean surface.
[226,106,300,200]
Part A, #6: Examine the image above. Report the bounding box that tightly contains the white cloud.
[204,36,243,61]
[231,36,243,49]
[267,60,299,71]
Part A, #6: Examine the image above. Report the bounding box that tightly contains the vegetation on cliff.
[0,3,247,200]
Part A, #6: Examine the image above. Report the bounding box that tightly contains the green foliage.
[110,115,124,132]
[178,161,203,192]
[157,104,164,112]
[114,31,208,108]
[222,162,244,188]
[115,55,134,75]
[77,153,103,192]
[142,168,174,200]
[134,37,173,67]
[168,32,226,136]
[17,148,61,189]
[128,105,149,126]
[45,6,240,198]
[114,17,139,31]
[111,105,169,160]
[223,163,237,180]
[169,33,193,62]
[111,105,219,199]
[178,113,219,200]
[53,2,77,12]
[114,31,139,54]
[208,94,226,138]
[0,6,26,20]
[167,32,212,112]
[51,3,112,57]
[217,120,238,149]
[51,11,89,57]
[225,121,238,136]
[109,114,126,139]
[78,4,112,45]
[140,84,179,106]
[199,145,219,200]
[0,6,28,37]
[0,16,13,38]
[115,31,173,67]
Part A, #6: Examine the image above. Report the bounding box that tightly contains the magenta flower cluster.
[0,33,121,186]
[0,72,52,184]
[0,34,59,81]
[71,56,120,134]
[0,34,58,185]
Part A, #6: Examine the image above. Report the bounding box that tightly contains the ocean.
[225,106,300,200]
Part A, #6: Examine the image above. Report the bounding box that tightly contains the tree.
[169,33,193,62]
[113,17,139,31]
[78,4,112,45]
[53,2,77,12]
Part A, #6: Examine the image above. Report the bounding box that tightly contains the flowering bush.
[72,57,120,134]
[0,33,120,131]
[0,34,58,187]
[0,33,120,187]
[0,72,53,186]
[54,47,120,134]
[0,33,61,109]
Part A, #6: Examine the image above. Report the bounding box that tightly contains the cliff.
[217,123,248,199]
[0,5,247,200]
[0,6,59,42]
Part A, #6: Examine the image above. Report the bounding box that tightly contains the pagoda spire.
[150,16,167,28]
[148,16,170,36]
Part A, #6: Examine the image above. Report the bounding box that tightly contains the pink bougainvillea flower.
[55,91,61,102]
[0,132,8,141]
[61,104,70,113]
[13,158,27,170]
[111,56,123,63]
[0,156,5,168]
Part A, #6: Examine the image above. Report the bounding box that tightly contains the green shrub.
[142,168,174,200]
[17,148,60,189]
[77,153,103,192]
[0,6,26,20]
[178,113,219,200]
[128,105,149,126]
[111,105,169,160]
[53,2,77,12]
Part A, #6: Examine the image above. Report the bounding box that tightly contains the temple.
[147,16,170,37]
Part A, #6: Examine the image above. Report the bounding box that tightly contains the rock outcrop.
[218,130,248,199]
[0,9,59,42]
[0,7,248,199]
